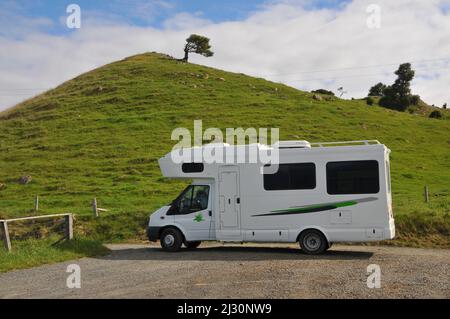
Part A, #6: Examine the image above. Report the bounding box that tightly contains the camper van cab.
[147,140,395,254]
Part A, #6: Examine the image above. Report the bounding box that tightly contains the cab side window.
[169,185,210,215]
[192,186,209,211]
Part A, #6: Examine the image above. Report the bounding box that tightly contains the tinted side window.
[264,163,316,190]
[182,163,204,173]
[326,160,379,194]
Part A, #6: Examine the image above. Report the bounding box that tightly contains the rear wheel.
[185,241,201,249]
[299,229,328,255]
[160,228,183,252]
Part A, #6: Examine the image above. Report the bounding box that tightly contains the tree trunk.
[183,49,189,62]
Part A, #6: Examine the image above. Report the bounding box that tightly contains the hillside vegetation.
[0,53,449,248]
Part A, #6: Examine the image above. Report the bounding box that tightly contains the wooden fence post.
[1,221,11,252]
[34,195,39,211]
[65,214,73,240]
[424,186,429,203]
[92,198,99,217]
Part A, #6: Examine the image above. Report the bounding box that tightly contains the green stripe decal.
[252,197,377,217]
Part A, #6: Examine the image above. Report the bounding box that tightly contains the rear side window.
[182,163,204,173]
[264,163,316,190]
[326,160,379,194]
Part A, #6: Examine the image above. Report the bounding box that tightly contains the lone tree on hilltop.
[379,63,418,111]
[183,34,214,62]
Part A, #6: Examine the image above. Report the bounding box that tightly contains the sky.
[1,0,449,111]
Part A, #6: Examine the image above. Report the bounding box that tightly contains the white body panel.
[149,141,395,244]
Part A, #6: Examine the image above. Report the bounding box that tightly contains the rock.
[312,94,322,101]
[19,175,32,185]
[0,183,5,190]
[218,77,226,81]
[203,74,209,80]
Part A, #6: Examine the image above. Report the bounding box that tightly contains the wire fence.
[7,218,66,241]
[1,214,73,252]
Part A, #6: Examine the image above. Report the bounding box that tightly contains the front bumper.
[147,226,162,241]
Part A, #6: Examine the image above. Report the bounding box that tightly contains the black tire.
[160,228,183,252]
[185,241,201,249]
[299,229,328,255]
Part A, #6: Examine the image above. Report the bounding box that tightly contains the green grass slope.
[0,53,449,247]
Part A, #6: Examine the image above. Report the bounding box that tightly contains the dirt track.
[0,243,449,298]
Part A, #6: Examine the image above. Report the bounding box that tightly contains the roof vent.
[274,140,311,149]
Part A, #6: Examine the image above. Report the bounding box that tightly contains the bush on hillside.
[366,97,375,106]
[429,110,442,119]
[311,89,335,96]
[410,95,420,105]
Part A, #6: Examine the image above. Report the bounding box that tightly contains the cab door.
[170,185,212,241]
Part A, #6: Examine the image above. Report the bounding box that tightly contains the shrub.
[379,92,410,112]
[366,97,375,106]
[311,89,335,96]
[410,95,420,105]
[429,110,442,119]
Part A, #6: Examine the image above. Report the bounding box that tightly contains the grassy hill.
[0,52,449,249]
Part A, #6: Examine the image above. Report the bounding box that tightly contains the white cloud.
[163,12,212,29]
[1,0,450,111]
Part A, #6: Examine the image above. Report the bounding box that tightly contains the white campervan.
[147,140,395,254]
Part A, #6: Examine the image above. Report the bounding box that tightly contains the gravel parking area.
[0,242,449,298]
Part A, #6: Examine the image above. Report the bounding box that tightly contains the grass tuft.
[0,237,109,273]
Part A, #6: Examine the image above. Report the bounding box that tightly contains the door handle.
[208,210,212,216]
[236,197,240,204]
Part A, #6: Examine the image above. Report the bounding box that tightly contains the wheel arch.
[159,224,187,242]
[296,226,330,244]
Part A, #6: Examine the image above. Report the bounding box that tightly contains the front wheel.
[185,241,201,249]
[299,229,328,255]
[160,228,183,252]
